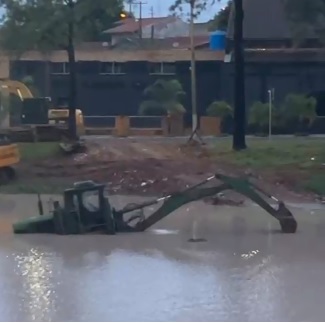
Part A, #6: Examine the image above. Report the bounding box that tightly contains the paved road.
[0,194,325,321]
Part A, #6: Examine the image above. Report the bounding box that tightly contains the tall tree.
[284,0,325,46]
[170,0,217,141]
[0,0,124,138]
[76,0,124,41]
[0,0,124,46]
[171,0,247,150]
[208,0,231,31]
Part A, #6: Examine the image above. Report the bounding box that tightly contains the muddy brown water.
[0,194,325,321]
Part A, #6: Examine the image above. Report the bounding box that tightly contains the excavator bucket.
[275,201,297,233]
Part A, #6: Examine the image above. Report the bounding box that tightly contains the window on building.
[99,62,126,74]
[15,63,35,77]
[149,62,176,75]
[50,62,69,74]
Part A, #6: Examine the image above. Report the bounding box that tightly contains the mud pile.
[18,138,322,202]
[22,140,214,195]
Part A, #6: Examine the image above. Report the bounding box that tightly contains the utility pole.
[67,0,77,140]
[150,6,154,41]
[133,1,147,39]
[190,1,197,133]
[232,0,247,150]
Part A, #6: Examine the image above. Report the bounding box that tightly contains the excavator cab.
[21,97,52,124]
[59,181,115,234]
[13,181,116,234]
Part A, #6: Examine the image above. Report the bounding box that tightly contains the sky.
[0,0,228,23]
[128,0,229,23]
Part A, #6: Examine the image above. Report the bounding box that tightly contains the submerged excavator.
[0,79,85,136]
[13,174,298,235]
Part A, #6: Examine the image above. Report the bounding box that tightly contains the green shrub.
[139,79,186,116]
[206,101,233,118]
[165,101,186,114]
[249,101,278,134]
[138,100,166,116]
[282,93,317,127]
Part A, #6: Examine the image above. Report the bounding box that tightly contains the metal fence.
[83,116,116,128]
[84,115,163,129]
[129,116,162,129]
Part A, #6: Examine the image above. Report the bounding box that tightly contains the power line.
[132,1,147,39]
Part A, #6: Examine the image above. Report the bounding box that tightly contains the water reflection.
[0,200,325,320]
[14,248,58,321]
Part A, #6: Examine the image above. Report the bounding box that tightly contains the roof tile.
[103,16,177,34]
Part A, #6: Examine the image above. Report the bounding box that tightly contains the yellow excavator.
[0,79,85,136]
[0,80,85,182]
[0,134,20,183]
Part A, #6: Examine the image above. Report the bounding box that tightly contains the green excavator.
[12,174,298,235]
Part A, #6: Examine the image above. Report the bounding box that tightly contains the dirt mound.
[21,140,214,195]
[16,138,323,203]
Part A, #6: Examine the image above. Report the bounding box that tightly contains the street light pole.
[268,88,274,141]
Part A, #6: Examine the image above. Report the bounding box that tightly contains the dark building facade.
[7,0,325,133]
[10,55,325,123]
[10,59,224,126]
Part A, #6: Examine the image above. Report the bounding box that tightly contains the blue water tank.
[209,30,226,51]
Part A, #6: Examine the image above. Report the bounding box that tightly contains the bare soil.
[15,138,323,204]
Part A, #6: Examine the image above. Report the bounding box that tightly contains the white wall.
[109,18,191,44]
[111,33,136,45]
[142,19,190,39]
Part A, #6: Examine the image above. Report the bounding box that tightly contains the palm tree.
[139,79,186,116]
[206,101,233,133]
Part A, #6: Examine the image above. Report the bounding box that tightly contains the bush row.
[207,94,318,135]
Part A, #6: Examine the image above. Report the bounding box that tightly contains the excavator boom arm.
[114,174,298,234]
[0,79,34,100]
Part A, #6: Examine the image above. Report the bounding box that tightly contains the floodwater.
[0,194,325,322]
